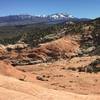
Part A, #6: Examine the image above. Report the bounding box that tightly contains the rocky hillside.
[0,18,99,66]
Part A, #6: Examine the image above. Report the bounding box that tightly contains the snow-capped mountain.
[0,13,90,26]
[47,13,75,19]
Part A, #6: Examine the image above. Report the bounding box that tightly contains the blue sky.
[0,0,99,18]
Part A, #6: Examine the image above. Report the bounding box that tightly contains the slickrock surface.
[0,74,100,100]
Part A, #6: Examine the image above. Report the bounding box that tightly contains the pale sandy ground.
[0,74,100,100]
[0,56,100,100]
[17,56,100,95]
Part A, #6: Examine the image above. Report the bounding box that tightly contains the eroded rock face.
[28,37,80,61]
[6,42,28,51]
[0,44,6,54]
[0,37,81,66]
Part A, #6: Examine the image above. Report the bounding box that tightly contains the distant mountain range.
[0,13,91,26]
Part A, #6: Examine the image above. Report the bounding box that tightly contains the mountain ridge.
[0,13,91,26]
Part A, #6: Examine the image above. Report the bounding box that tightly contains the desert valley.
[0,13,100,100]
